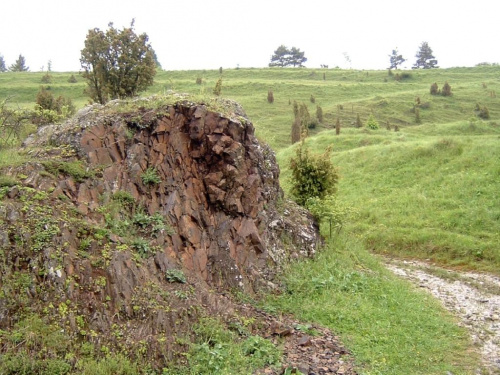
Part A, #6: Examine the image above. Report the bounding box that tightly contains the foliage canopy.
[388,48,405,69]
[269,45,307,67]
[80,20,156,104]
[413,41,438,69]
[9,54,29,72]
[289,144,338,206]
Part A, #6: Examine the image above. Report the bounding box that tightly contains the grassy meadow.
[1,65,499,374]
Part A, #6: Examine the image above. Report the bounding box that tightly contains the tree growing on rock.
[80,20,156,104]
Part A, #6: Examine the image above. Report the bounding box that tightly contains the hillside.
[1,66,498,374]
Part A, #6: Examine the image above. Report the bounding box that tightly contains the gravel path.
[384,258,500,375]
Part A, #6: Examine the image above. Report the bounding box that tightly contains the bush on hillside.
[442,82,452,96]
[475,104,490,119]
[213,77,222,96]
[430,82,439,95]
[355,113,363,128]
[289,143,338,206]
[41,73,52,83]
[316,105,323,123]
[366,114,379,130]
[267,90,274,104]
[33,87,76,125]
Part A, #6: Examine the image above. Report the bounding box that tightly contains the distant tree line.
[0,54,29,72]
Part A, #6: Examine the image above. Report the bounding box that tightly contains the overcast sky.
[1,0,498,72]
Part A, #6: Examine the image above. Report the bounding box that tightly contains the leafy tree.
[269,45,289,67]
[413,42,438,69]
[0,55,6,72]
[388,48,405,69]
[9,54,29,71]
[289,144,338,206]
[289,47,307,67]
[269,45,307,67]
[80,20,156,104]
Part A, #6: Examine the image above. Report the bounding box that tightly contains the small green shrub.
[131,237,152,258]
[289,144,338,206]
[366,114,379,130]
[67,74,77,83]
[241,335,281,366]
[112,190,135,207]
[141,167,161,185]
[41,73,52,83]
[166,269,187,283]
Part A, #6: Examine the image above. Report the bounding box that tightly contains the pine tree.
[9,54,29,71]
[413,42,438,69]
[0,55,6,72]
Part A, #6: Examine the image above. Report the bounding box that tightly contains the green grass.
[277,120,500,273]
[266,235,479,375]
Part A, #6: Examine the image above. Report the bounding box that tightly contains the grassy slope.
[2,66,499,374]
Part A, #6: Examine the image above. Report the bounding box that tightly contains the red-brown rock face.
[20,97,319,293]
[0,97,320,367]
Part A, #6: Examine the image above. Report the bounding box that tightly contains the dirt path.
[384,258,500,375]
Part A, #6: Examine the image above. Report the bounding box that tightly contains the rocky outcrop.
[0,95,320,369]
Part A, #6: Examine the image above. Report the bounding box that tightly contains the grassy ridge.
[277,121,500,273]
[2,66,499,151]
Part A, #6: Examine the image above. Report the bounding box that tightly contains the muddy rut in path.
[384,259,500,374]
